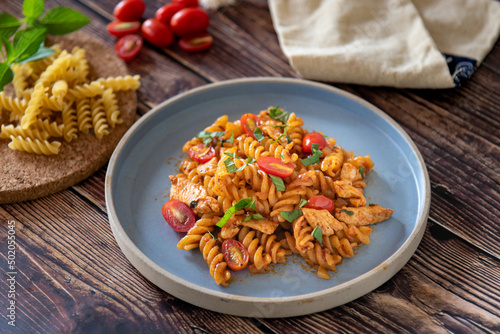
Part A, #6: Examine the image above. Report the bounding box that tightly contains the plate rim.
[105,77,430,316]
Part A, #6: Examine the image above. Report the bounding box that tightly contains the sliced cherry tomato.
[179,33,213,52]
[141,18,174,48]
[113,0,145,21]
[304,195,335,213]
[257,156,294,178]
[222,239,249,271]
[188,144,216,163]
[170,8,210,37]
[173,0,199,7]
[107,21,141,38]
[302,132,327,153]
[155,3,186,25]
[114,34,143,61]
[162,199,196,232]
[240,113,261,139]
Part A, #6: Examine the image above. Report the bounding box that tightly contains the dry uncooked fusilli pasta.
[166,107,394,286]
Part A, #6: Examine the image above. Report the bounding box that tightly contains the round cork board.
[0,31,138,204]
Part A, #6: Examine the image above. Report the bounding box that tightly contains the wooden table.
[1,0,499,332]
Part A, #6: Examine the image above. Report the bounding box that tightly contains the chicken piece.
[220,215,242,240]
[240,216,279,235]
[334,205,394,226]
[169,174,220,215]
[340,163,362,184]
[196,157,218,176]
[333,180,366,207]
[301,208,343,236]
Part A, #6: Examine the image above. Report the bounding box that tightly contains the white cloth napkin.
[268,0,500,88]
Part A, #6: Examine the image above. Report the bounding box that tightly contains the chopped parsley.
[339,209,354,216]
[242,213,265,223]
[216,198,254,228]
[269,174,286,191]
[300,143,323,167]
[196,131,225,147]
[312,226,323,243]
[279,209,302,223]
[269,105,290,123]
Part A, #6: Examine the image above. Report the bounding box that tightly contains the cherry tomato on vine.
[155,3,186,25]
[179,33,213,52]
[222,239,250,271]
[113,0,145,21]
[107,21,141,38]
[162,199,196,232]
[257,157,294,178]
[304,195,335,213]
[240,113,261,139]
[173,0,199,7]
[141,18,174,48]
[188,144,216,163]
[170,8,210,37]
[302,132,327,153]
[114,34,143,61]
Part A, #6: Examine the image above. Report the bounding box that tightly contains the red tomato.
[240,113,261,139]
[222,239,249,271]
[114,34,143,61]
[155,3,186,25]
[302,132,327,153]
[179,33,213,52]
[304,195,335,213]
[141,18,174,48]
[188,144,216,163]
[173,0,199,7]
[113,0,145,21]
[257,157,294,178]
[162,199,196,232]
[170,8,209,37]
[107,21,141,38]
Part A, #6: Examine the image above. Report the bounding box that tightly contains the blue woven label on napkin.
[444,54,477,87]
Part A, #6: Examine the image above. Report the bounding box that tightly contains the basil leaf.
[19,43,55,63]
[253,127,264,142]
[300,143,322,167]
[369,203,376,206]
[269,105,290,123]
[272,125,287,143]
[12,27,47,62]
[340,209,354,216]
[312,226,323,243]
[248,199,256,210]
[224,152,242,160]
[279,210,302,223]
[196,130,225,147]
[0,13,22,40]
[208,230,216,240]
[299,198,308,208]
[0,63,14,92]
[359,166,365,178]
[229,131,234,144]
[2,39,14,62]
[23,0,45,20]
[242,213,264,223]
[224,158,247,173]
[247,157,256,164]
[216,198,253,228]
[286,135,293,144]
[40,7,91,35]
[269,174,285,191]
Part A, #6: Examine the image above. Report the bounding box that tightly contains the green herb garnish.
[229,131,234,144]
[269,174,286,191]
[242,213,265,223]
[279,209,302,223]
[369,203,376,206]
[339,209,354,216]
[299,198,308,208]
[269,105,290,123]
[223,154,255,173]
[197,131,225,147]
[0,0,91,91]
[216,198,254,228]
[272,125,288,143]
[253,127,264,142]
[208,230,216,240]
[359,166,365,178]
[311,226,323,243]
[300,143,323,167]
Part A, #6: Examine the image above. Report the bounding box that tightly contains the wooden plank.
[259,222,500,334]
[0,192,268,333]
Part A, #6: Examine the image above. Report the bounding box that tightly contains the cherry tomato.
[170,8,210,37]
[179,33,213,52]
[173,0,199,7]
[302,132,327,153]
[155,3,186,25]
[257,157,294,178]
[141,18,174,48]
[304,195,335,213]
[240,113,261,139]
[222,239,249,271]
[162,199,196,232]
[107,21,141,38]
[113,0,145,21]
[188,144,216,163]
[114,34,143,61]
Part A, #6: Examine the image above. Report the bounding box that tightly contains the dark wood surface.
[1,0,499,333]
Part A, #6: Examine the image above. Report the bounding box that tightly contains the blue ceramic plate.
[105,78,430,317]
